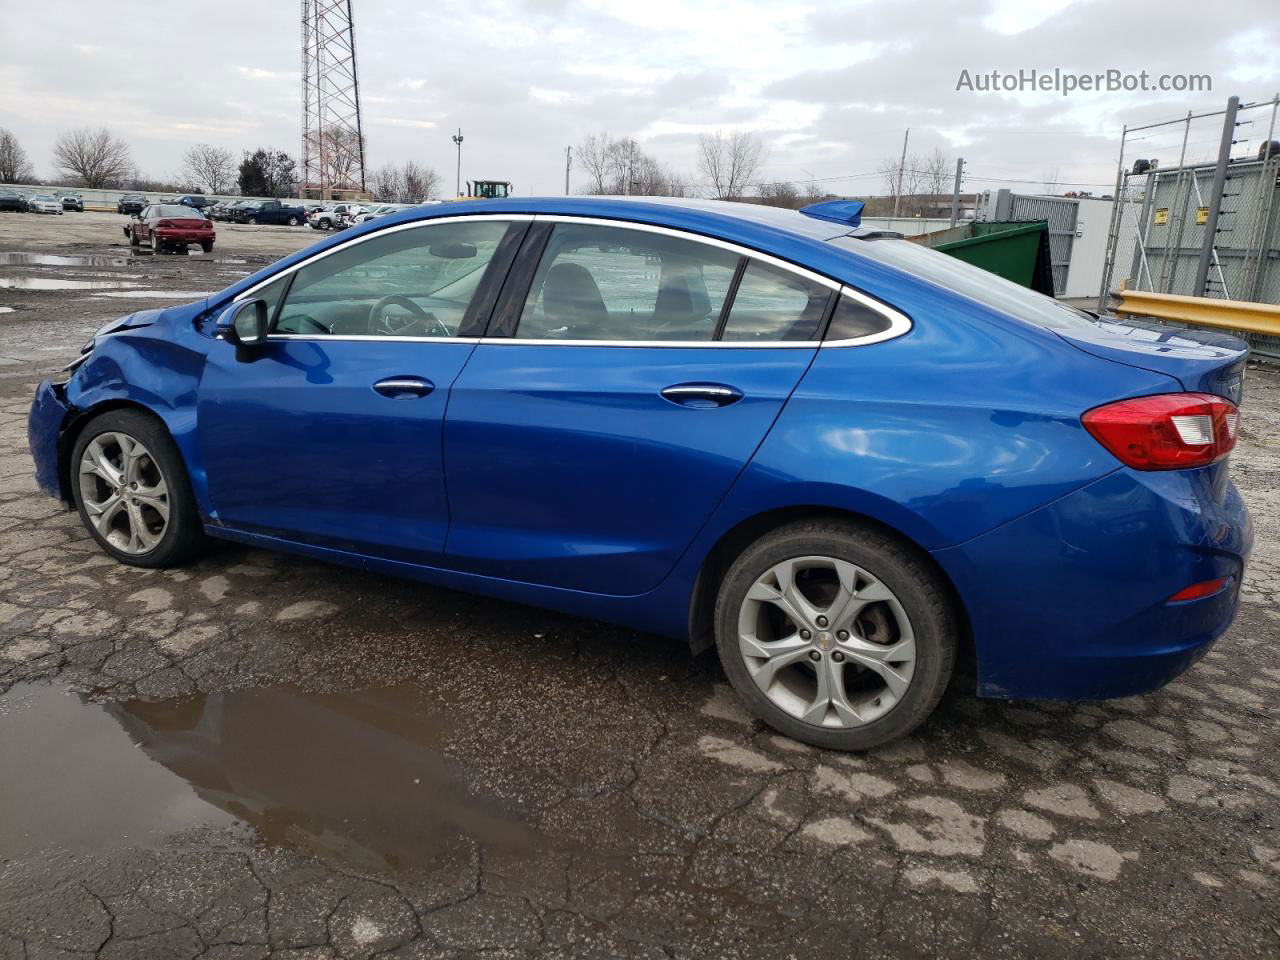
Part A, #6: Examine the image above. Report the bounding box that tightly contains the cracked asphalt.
[1,213,1278,959]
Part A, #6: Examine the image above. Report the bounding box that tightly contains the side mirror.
[216,299,269,347]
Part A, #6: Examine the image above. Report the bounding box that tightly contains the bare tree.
[401,161,441,201]
[182,144,236,194]
[921,148,953,202]
[52,127,132,188]
[1041,165,1061,195]
[758,180,801,208]
[368,164,403,202]
[319,126,365,190]
[575,132,613,194]
[0,129,35,183]
[369,161,442,202]
[697,130,766,199]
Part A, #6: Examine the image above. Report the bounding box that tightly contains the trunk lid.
[1056,316,1247,406]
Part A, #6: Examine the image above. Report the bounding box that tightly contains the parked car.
[0,190,23,212]
[172,194,210,212]
[307,202,360,230]
[117,194,146,215]
[28,197,1252,750]
[123,202,215,254]
[60,193,84,212]
[26,194,63,215]
[232,199,307,226]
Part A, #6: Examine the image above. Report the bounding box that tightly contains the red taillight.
[1167,577,1229,603]
[1082,392,1239,470]
[156,219,173,229]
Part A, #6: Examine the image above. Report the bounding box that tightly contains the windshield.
[832,236,1097,333]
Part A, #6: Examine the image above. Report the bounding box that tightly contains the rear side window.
[826,294,894,341]
[719,260,831,342]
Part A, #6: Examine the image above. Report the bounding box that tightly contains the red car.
[125,203,216,254]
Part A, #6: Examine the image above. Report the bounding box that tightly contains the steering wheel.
[368,295,450,338]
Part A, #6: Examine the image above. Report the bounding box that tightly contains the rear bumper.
[933,465,1252,700]
[28,380,72,502]
[156,229,214,243]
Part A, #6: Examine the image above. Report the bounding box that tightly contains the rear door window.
[514,223,740,342]
[719,260,831,342]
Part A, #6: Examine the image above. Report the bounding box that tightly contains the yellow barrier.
[1112,289,1280,337]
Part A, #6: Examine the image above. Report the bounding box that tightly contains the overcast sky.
[1,0,1275,197]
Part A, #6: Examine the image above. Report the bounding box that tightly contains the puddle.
[0,682,537,870]
[0,252,133,268]
[92,290,212,300]
[0,277,143,291]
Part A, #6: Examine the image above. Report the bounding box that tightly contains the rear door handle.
[373,376,434,398]
[660,382,743,408]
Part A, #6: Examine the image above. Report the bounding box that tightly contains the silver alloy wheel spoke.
[77,432,169,555]
[738,554,917,729]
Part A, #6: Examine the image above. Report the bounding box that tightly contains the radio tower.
[300,0,366,199]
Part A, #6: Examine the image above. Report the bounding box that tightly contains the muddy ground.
[0,208,1278,959]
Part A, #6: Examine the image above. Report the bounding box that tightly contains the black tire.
[150,233,163,254]
[247,216,258,225]
[714,518,957,751]
[128,227,139,247]
[200,241,214,254]
[286,216,299,226]
[69,409,206,568]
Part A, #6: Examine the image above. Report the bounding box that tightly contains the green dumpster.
[913,220,1056,295]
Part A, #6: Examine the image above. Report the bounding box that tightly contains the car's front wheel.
[70,410,205,568]
[715,519,957,750]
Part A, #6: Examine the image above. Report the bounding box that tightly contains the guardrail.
[1111,288,1280,360]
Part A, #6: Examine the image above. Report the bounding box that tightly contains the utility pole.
[892,127,909,218]
[949,157,964,227]
[565,146,572,195]
[452,128,464,197]
[1194,95,1239,298]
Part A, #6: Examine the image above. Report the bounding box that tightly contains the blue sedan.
[26,197,1252,749]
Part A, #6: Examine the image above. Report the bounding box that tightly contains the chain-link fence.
[1100,95,1280,358]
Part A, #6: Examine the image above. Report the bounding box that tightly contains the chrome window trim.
[528,214,842,293]
[822,287,914,348]
[268,334,480,344]
[477,337,820,349]
[234,210,911,349]
[233,213,533,304]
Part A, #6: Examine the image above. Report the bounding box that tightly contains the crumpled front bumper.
[27,379,72,503]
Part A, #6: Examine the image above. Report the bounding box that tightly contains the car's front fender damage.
[31,306,213,513]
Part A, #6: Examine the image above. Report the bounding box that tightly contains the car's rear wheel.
[286,215,299,226]
[715,519,957,750]
[150,233,162,254]
[70,410,205,568]
[200,240,214,254]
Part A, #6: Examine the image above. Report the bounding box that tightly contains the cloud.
[0,0,1274,196]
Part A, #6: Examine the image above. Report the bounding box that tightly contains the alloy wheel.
[78,431,169,554]
[737,556,916,728]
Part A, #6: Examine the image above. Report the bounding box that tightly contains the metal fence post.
[1098,125,1128,313]
[1194,96,1239,297]
[949,158,963,227]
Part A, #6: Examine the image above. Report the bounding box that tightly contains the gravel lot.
[1,208,1278,959]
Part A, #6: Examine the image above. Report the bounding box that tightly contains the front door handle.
[373,376,434,398]
[660,382,743,408]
